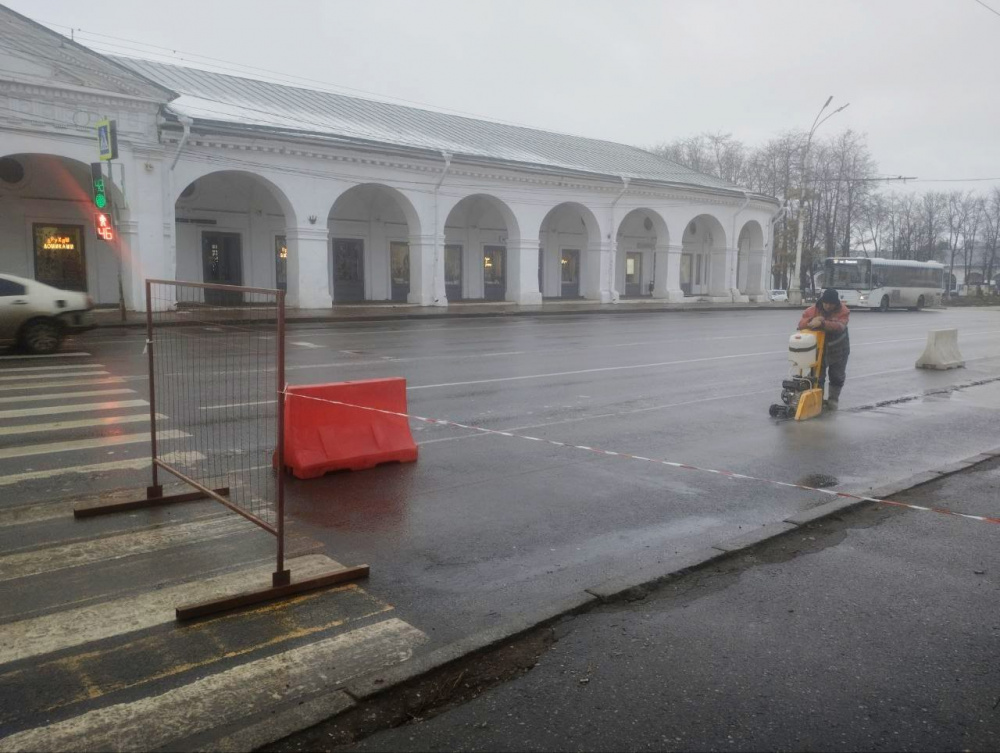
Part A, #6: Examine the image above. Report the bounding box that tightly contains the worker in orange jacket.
[798,288,851,409]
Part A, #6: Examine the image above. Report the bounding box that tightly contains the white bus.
[824,257,944,311]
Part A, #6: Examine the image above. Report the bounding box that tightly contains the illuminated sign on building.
[42,235,76,251]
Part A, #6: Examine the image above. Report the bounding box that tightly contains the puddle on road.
[797,473,839,488]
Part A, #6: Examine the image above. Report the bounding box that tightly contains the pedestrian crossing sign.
[96,119,118,161]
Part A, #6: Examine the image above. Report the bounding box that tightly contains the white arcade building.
[0,6,778,312]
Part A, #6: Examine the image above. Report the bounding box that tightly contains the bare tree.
[980,188,1000,291]
[945,191,972,296]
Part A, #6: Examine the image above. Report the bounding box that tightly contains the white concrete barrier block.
[915,328,965,370]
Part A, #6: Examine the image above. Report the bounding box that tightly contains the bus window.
[826,260,870,289]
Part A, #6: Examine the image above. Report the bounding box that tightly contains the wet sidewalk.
[333,458,1000,752]
[90,298,794,328]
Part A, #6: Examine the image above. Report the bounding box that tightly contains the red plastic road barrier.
[282,378,418,478]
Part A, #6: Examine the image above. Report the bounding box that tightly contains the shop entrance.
[333,238,365,302]
[483,246,506,301]
[624,252,643,296]
[561,249,580,298]
[32,224,86,292]
[390,241,409,302]
[201,231,243,305]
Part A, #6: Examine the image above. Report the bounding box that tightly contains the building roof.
[0,6,174,101]
[111,56,748,195]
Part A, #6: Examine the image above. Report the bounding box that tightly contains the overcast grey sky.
[16,0,1000,192]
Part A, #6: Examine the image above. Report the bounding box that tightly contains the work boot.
[826,385,842,411]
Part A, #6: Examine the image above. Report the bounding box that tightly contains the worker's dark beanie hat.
[820,288,841,307]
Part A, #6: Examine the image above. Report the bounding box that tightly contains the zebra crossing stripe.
[0,451,205,499]
[0,554,342,665]
[0,618,427,753]
[0,377,126,392]
[0,429,185,460]
[0,370,108,382]
[0,364,104,373]
[0,414,161,437]
[0,515,248,582]
[0,388,135,405]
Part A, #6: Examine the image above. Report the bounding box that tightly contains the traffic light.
[95,211,114,241]
[90,162,107,209]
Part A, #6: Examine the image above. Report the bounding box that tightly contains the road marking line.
[0,400,149,420]
[0,618,426,753]
[0,370,108,382]
[0,554,342,666]
[288,389,1000,527]
[0,377,126,392]
[0,429,186,461]
[0,515,250,582]
[0,388,135,405]
[290,341,323,349]
[0,413,163,437]
[200,400,276,411]
[0,363,104,374]
[0,352,90,360]
[0,451,205,496]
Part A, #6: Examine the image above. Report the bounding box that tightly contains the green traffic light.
[95,193,107,209]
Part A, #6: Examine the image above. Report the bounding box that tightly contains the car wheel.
[20,319,63,355]
[879,295,890,312]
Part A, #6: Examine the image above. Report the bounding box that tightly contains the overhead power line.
[972,0,1000,19]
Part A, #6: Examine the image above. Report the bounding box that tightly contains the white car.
[0,273,95,354]
[769,289,789,302]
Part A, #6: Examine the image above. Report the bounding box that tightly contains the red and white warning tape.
[282,390,1000,527]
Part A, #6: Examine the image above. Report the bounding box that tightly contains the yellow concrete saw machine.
[769,329,826,421]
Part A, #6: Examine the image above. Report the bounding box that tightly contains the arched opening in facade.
[736,220,765,297]
[681,214,727,297]
[0,153,125,303]
[174,170,295,303]
[616,209,669,298]
[327,184,420,303]
[443,194,518,301]
[538,203,599,299]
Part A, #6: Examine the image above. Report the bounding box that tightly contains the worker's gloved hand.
[809,316,823,328]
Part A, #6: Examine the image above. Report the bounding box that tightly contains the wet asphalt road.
[346,457,1000,753]
[5,307,1000,648]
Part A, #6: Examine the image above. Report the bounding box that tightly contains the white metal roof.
[112,56,752,194]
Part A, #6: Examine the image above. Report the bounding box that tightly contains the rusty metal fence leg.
[273,289,291,588]
[146,279,161,499]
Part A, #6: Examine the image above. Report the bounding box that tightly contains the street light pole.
[788,97,849,305]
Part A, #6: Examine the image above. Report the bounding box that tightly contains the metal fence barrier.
[74,279,367,619]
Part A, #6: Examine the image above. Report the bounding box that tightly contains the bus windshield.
[825,259,870,290]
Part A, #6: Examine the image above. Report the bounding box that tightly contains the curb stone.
[712,522,798,552]
[265,450,1000,749]
[343,592,597,702]
[585,547,727,601]
[88,303,797,330]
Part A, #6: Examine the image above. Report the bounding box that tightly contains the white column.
[746,249,767,299]
[120,155,169,311]
[652,243,685,302]
[505,238,543,305]
[285,226,331,309]
[408,233,446,306]
[116,219,142,310]
[708,248,730,298]
[728,247,749,302]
